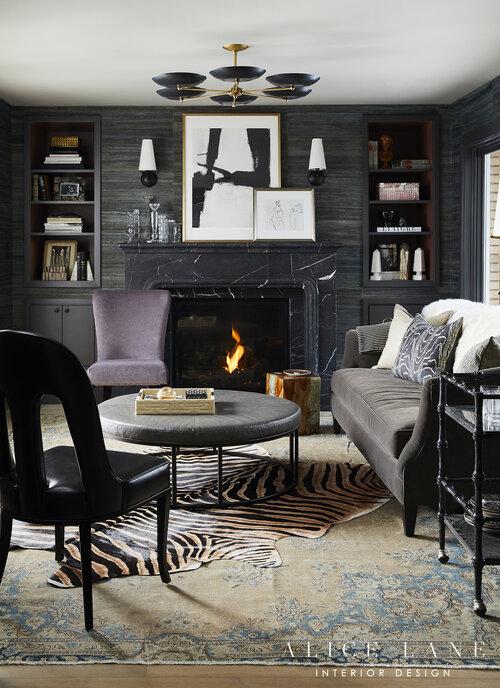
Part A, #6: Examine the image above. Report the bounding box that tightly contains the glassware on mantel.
[126,209,140,242]
[146,197,160,243]
[157,213,169,242]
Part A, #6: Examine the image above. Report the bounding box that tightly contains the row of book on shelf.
[44,214,83,233]
[43,136,84,168]
[32,174,86,201]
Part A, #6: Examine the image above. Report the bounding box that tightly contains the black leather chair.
[0,330,171,631]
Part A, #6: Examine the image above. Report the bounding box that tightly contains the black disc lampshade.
[266,73,320,87]
[209,66,265,82]
[156,87,207,100]
[210,94,258,105]
[152,72,206,87]
[264,86,312,100]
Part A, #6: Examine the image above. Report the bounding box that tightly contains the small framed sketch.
[253,188,315,241]
[43,240,78,275]
[377,243,398,271]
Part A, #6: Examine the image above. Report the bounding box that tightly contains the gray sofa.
[330,327,498,536]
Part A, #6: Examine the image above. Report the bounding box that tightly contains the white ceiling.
[1,0,499,107]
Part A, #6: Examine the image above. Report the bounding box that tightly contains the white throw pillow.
[374,304,452,370]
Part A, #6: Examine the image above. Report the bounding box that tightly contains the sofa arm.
[341,329,381,369]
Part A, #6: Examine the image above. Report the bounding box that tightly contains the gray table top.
[99,389,301,447]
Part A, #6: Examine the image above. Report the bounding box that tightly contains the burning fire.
[223,327,245,374]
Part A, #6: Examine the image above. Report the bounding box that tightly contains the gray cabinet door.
[62,305,95,367]
[27,300,95,367]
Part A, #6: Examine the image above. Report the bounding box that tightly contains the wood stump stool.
[266,372,320,435]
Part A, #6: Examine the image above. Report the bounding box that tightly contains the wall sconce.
[139,139,157,187]
[308,138,326,187]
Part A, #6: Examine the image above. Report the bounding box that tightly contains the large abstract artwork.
[183,114,280,241]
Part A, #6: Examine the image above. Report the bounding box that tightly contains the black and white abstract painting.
[254,188,315,241]
[183,114,280,241]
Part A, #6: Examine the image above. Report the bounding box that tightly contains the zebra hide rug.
[10,446,390,588]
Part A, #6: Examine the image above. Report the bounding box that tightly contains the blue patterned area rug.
[1,413,500,667]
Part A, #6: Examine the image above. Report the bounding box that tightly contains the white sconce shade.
[308,138,326,186]
[308,138,326,170]
[139,139,157,171]
[139,139,157,187]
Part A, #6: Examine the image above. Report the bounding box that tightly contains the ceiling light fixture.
[153,44,320,108]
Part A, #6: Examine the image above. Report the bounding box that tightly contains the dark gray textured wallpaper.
[0,98,11,329]
[10,81,499,365]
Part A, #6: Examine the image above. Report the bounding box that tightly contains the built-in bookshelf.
[362,115,439,288]
[24,116,100,287]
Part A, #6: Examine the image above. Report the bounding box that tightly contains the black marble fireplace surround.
[120,242,338,408]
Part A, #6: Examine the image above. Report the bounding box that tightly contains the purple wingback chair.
[88,289,171,400]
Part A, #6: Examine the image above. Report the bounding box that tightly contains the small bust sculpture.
[379,134,394,168]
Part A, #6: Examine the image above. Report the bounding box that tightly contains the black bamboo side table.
[437,370,500,616]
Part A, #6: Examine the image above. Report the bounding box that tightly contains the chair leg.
[0,509,12,584]
[156,492,171,584]
[55,524,65,561]
[102,386,112,402]
[403,505,418,537]
[79,523,94,631]
[333,417,342,434]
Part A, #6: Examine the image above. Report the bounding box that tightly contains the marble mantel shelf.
[119,241,339,253]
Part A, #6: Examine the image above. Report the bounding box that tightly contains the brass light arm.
[177,85,229,94]
[179,92,229,102]
[241,91,289,102]
[243,85,295,93]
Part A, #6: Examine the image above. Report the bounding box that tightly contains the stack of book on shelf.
[42,266,67,281]
[391,159,431,169]
[44,215,83,233]
[43,136,83,168]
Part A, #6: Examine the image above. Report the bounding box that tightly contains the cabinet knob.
[64,308,70,313]
[54,308,60,313]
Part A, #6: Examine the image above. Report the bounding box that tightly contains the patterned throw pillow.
[356,321,391,353]
[457,336,500,372]
[391,314,463,384]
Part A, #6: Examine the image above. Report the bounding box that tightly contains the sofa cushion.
[331,368,422,457]
[391,314,463,384]
[458,335,500,372]
[374,304,453,369]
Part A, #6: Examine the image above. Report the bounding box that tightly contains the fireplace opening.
[171,298,289,392]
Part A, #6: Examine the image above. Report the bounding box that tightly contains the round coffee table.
[99,390,301,509]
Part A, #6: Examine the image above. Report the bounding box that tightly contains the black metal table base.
[161,429,299,510]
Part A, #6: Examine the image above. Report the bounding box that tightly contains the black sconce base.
[141,171,158,187]
[308,169,325,187]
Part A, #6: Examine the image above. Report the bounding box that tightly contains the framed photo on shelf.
[253,188,315,241]
[183,113,281,242]
[377,243,398,271]
[53,176,85,201]
[43,240,78,277]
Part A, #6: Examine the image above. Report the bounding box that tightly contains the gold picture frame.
[43,240,78,278]
[183,113,281,242]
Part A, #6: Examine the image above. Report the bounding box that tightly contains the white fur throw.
[422,299,500,372]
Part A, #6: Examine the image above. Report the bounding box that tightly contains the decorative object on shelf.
[308,138,326,187]
[146,197,160,242]
[465,494,500,532]
[253,188,315,241]
[53,176,85,201]
[391,159,430,169]
[412,247,426,280]
[172,221,182,243]
[44,214,83,233]
[381,209,395,228]
[42,240,78,281]
[183,113,280,242]
[378,134,394,168]
[368,140,378,169]
[399,242,410,280]
[378,243,398,272]
[154,43,319,107]
[370,248,382,280]
[77,251,88,281]
[377,182,419,201]
[139,139,157,187]
[126,209,141,242]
